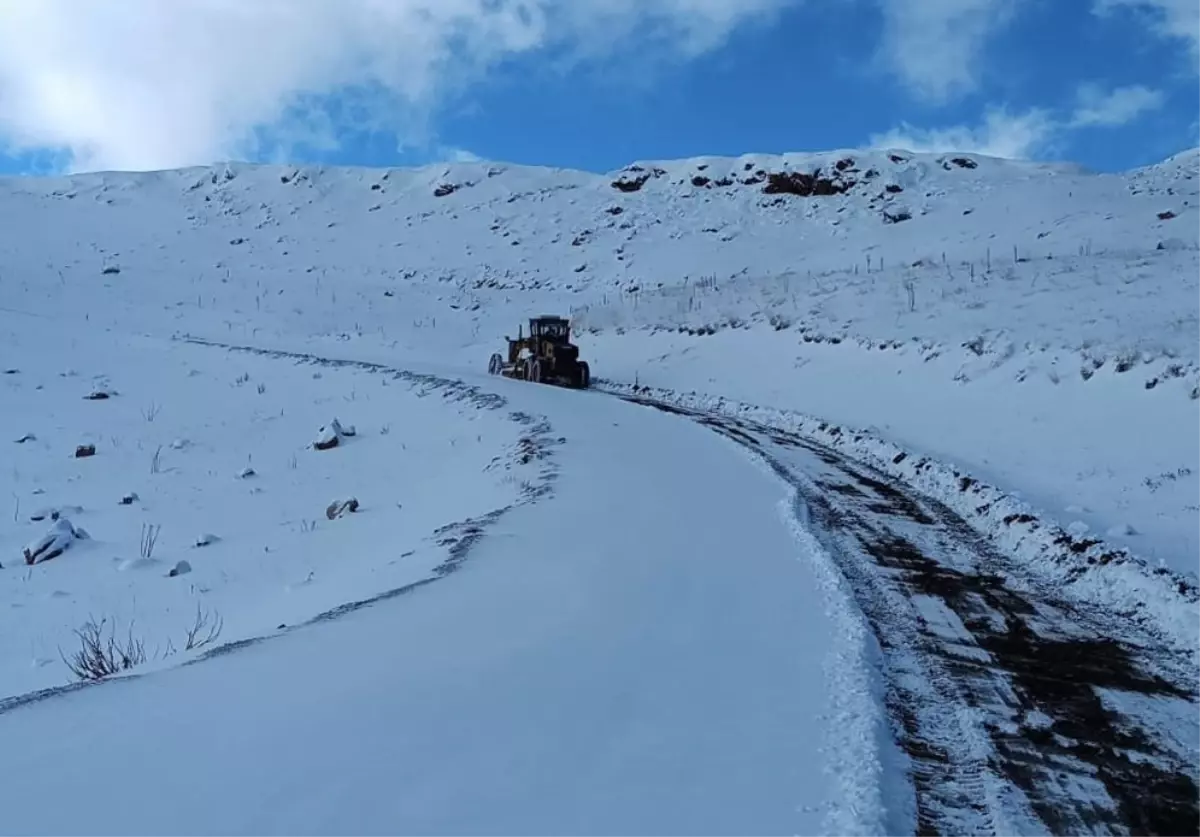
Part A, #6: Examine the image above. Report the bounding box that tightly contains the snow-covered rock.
[22,518,82,565]
[325,497,360,520]
[312,417,355,451]
[168,559,193,577]
[312,424,340,450]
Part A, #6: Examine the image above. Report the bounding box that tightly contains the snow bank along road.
[1,342,1196,836]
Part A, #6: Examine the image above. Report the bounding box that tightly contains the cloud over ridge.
[0,0,789,172]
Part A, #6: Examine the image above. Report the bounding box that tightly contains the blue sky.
[0,0,1195,176]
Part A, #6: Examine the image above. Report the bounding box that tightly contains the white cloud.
[1070,83,1165,127]
[438,147,484,163]
[875,0,1021,103]
[869,79,1170,161]
[0,0,794,173]
[1093,0,1200,62]
[868,106,1056,159]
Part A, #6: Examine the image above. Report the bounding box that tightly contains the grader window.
[533,320,568,339]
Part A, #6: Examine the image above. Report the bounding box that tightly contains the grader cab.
[487,315,591,389]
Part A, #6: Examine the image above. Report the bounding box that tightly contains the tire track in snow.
[619,392,1199,837]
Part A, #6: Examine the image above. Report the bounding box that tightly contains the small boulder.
[75,444,96,458]
[194,533,220,548]
[312,417,355,451]
[762,170,852,197]
[23,518,80,565]
[610,166,663,193]
[325,497,360,520]
[312,426,340,451]
[168,559,192,577]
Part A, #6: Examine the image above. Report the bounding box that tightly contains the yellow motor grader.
[487,315,591,389]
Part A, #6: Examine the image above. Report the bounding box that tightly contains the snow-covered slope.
[2,146,1193,370]
[0,145,1197,834]
[4,147,1194,307]
[0,316,529,697]
[1,146,1194,575]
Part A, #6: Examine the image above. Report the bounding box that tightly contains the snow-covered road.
[619,392,1199,836]
[0,355,901,836]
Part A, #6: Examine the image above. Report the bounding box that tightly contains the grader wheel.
[527,358,543,383]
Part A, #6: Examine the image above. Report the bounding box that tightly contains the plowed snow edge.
[595,378,1198,660]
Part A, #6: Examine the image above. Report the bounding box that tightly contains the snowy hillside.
[3,147,1195,309]
[0,316,537,697]
[1,146,1194,371]
[0,146,1197,835]
[1,146,1195,574]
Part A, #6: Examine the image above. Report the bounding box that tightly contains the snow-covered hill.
[0,145,1197,834]
[2,145,1195,382]
[4,147,1195,306]
[2,147,1195,573]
